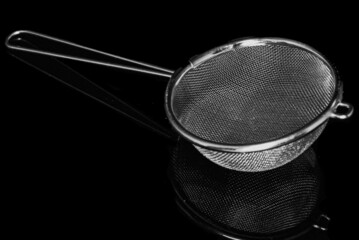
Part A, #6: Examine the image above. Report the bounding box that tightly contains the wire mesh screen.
[172,43,336,145]
[169,139,323,236]
[195,123,327,171]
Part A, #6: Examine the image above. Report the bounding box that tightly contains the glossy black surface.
[4,5,358,239]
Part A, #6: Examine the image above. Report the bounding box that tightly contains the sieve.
[6,30,353,172]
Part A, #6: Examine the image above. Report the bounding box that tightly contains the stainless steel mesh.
[172,43,336,145]
[169,139,323,237]
[168,40,338,171]
[195,123,326,171]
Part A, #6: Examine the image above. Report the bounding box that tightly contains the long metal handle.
[5,30,174,78]
[7,37,175,139]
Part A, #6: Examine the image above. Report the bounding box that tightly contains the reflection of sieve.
[169,138,325,239]
[6,31,354,172]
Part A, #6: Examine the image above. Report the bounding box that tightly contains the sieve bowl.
[165,38,353,171]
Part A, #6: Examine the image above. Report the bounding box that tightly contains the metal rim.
[165,37,342,153]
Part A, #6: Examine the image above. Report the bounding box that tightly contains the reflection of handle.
[330,102,354,119]
[6,30,174,78]
[8,38,175,140]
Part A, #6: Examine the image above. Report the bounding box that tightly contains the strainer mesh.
[172,43,336,145]
[195,123,327,171]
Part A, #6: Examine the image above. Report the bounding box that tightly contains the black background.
[3,4,358,239]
